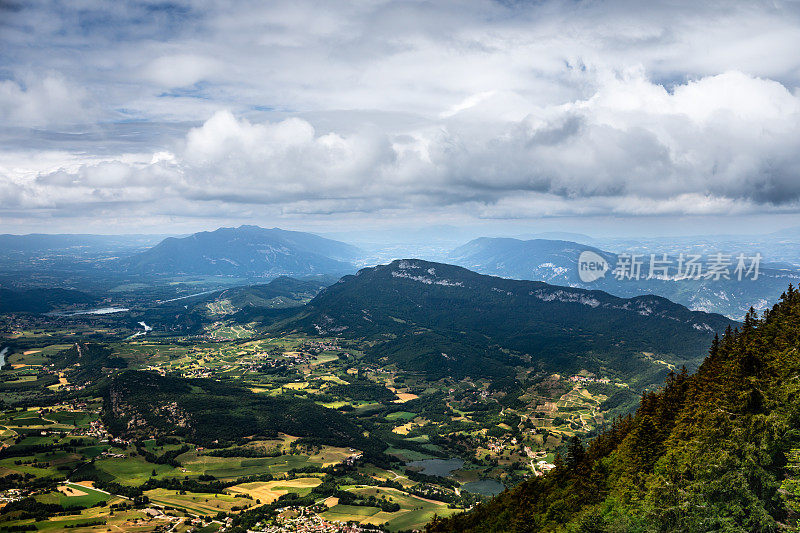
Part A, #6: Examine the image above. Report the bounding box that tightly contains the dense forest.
[103,370,377,452]
[428,286,800,532]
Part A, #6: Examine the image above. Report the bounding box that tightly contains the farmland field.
[0,309,636,532]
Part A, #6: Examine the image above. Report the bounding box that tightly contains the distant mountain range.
[0,233,171,273]
[278,259,735,386]
[120,225,360,278]
[0,233,170,253]
[449,237,800,319]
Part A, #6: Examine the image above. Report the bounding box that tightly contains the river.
[126,321,152,340]
[46,307,130,317]
[157,290,218,304]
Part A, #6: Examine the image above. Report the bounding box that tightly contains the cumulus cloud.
[2,0,800,230]
[0,73,97,127]
[7,69,799,224]
[428,70,800,207]
[179,111,395,203]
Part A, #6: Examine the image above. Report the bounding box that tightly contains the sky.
[2,0,800,236]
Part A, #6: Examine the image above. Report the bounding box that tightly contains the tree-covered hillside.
[103,370,375,451]
[427,286,800,532]
[282,259,735,384]
[206,276,329,312]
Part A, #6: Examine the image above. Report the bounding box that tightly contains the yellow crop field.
[226,476,322,503]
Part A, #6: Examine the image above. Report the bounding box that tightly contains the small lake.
[46,307,129,317]
[0,347,7,369]
[407,458,464,477]
[462,479,505,496]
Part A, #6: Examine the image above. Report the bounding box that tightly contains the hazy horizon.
[3,218,800,242]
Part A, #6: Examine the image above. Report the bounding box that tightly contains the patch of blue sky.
[158,82,211,100]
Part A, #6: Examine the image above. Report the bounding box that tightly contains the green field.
[146,488,242,516]
[95,455,177,484]
[178,450,333,479]
[37,483,111,508]
[322,487,458,531]
[386,411,417,421]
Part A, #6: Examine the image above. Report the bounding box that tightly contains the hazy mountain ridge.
[450,237,800,319]
[120,225,360,278]
[0,233,171,253]
[450,237,615,284]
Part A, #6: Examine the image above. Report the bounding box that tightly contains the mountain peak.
[284,260,735,382]
[120,226,359,278]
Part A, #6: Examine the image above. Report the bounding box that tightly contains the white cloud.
[2,1,800,230]
[144,54,220,88]
[0,73,97,127]
[179,111,395,202]
[7,69,800,225]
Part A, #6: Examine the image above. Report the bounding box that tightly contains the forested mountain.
[204,276,330,313]
[280,259,734,384]
[120,225,359,278]
[450,237,800,319]
[428,286,800,532]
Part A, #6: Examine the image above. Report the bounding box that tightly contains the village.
[256,505,374,533]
